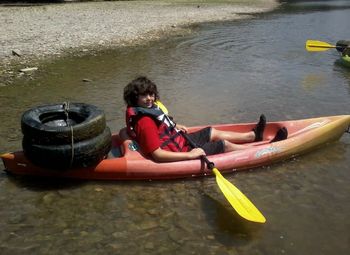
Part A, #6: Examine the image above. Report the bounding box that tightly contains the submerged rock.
[19,67,38,73]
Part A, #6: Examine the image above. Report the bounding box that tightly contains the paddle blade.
[305,40,335,52]
[155,100,169,114]
[213,168,266,223]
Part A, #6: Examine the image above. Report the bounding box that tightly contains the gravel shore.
[0,0,278,78]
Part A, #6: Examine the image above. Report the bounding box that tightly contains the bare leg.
[209,115,267,152]
[223,140,253,152]
[210,128,255,143]
[210,114,266,143]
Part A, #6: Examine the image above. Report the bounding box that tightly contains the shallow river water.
[1,1,350,254]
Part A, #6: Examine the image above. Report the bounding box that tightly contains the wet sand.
[0,0,278,83]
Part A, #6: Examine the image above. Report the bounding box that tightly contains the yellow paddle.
[213,168,266,222]
[305,40,336,52]
[155,101,266,223]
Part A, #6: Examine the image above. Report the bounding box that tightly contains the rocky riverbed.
[0,0,278,85]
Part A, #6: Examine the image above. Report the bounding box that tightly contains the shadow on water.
[200,193,263,246]
[4,172,87,191]
[3,170,182,191]
[271,0,350,18]
[0,0,65,6]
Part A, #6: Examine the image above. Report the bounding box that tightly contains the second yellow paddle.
[305,40,336,52]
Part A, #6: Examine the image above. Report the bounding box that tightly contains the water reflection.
[201,193,263,246]
[279,0,350,14]
[300,73,327,91]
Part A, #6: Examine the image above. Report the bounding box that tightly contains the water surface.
[0,1,349,254]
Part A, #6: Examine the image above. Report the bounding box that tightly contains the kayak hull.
[2,115,350,180]
[340,55,350,67]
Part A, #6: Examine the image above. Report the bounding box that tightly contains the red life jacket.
[125,106,188,152]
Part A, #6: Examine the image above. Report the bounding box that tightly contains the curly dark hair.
[123,76,160,106]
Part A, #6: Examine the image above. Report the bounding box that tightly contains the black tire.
[21,103,106,145]
[23,127,112,170]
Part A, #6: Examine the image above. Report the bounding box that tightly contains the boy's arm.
[151,147,205,162]
[136,116,204,162]
[175,124,188,133]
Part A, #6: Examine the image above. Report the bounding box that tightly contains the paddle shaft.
[181,131,215,170]
[159,110,215,170]
[308,45,349,50]
[308,45,336,49]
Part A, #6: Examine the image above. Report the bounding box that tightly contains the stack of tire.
[21,103,112,170]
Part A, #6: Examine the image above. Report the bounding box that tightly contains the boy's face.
[137,93,155,108]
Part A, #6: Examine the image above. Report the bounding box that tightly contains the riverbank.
[0,0,279,85]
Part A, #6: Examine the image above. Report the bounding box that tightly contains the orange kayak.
[1,115,349,180]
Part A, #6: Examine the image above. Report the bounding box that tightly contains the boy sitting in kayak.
[123,76,287,162]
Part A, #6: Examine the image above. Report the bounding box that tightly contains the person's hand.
[176,124,188,133]
[188,148,206,159]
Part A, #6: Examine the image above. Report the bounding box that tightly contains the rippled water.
[1,1,350,254]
